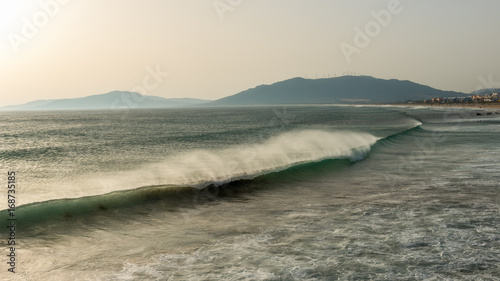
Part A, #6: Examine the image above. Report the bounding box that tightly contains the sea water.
[0,105,499,280]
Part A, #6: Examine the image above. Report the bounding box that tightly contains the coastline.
[391,103,500,110]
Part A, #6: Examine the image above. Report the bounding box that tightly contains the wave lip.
[138,129,380,188]
[93,130,380,200]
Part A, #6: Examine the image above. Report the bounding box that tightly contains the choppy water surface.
[0,105,499,280]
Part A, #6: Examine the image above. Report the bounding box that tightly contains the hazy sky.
[1,0,499,106]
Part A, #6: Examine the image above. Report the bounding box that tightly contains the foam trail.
[99,130,379,190]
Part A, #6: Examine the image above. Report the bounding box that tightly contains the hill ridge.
[1,91,211,111]
[208,76,466,106]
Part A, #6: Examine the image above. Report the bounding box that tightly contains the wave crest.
[116,130,379,188]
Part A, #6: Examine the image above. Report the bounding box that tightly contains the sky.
[1,0,499,106]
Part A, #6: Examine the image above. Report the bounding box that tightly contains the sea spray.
[100,130,379,191]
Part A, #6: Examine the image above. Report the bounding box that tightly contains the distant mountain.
[3,77,481,110]
[208,76,467,105]
[0,91,211,111]
[469,88,500,96]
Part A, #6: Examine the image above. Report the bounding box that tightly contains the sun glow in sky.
[1,0,500,106]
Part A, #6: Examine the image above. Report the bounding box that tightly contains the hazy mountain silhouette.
[2,76,483,110]
[1,91,211,111]
[470,88,500,96]
[208,76,467,105]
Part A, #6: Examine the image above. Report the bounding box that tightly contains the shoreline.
[391,103,500,110]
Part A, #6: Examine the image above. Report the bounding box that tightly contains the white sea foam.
[101,130,379,190]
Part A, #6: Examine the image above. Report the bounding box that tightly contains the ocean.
[1,105,499,280]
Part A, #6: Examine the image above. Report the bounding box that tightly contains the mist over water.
[1,106,499,280]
